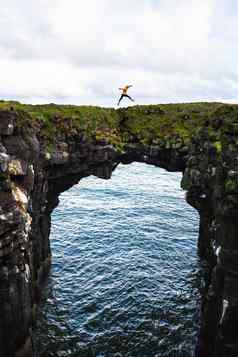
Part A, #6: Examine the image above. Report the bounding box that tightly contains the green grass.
[117,102,234,146]
[1,100,238,151]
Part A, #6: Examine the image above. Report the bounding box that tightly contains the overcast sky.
[0,0,237,106]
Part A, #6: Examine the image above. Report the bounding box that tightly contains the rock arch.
[0,102,238,357]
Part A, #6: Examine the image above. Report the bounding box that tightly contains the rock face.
[0,102,238,356]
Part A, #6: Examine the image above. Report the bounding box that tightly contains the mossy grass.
[0,100,238,151]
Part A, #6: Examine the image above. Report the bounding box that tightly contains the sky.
[0,0,237,107]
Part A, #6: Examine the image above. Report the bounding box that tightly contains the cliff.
[0,101,238,357]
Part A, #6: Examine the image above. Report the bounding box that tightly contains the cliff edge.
[0,101,238,357]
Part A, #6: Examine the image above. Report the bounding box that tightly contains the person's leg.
[125,94,134,102]
[117,94,124,106]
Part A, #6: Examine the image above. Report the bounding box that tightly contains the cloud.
[0,0,237,105]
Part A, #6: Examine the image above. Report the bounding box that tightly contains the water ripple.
[34,163,202,357]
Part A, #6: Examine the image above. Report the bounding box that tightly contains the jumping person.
[117,85,135,106]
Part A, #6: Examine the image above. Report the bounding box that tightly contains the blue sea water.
[34,162,203,357]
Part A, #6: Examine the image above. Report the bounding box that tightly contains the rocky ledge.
[0,101,238,357]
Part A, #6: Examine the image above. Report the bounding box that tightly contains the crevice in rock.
[0,102,238,357]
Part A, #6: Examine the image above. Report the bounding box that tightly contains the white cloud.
[0,0,237,105]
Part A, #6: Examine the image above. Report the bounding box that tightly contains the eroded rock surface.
[0,102,238,356]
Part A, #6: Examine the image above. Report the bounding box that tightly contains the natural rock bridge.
[0,101,238,357]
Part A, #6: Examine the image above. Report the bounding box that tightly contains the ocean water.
[34,162,203,357]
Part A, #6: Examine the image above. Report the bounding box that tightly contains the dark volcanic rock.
[0,110,15,135]
[0,102,238,357]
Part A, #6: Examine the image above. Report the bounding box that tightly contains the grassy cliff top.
[0,100,237,149]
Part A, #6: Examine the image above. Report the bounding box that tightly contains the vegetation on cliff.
[0,100,237,153]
